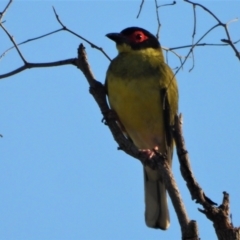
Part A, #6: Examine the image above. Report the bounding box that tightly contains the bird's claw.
[139,146,159,159]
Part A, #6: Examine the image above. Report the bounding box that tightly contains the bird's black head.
[106,27,160,50]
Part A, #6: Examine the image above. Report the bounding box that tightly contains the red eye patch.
[128,31,148,43]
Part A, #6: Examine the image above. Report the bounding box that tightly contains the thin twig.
[0,28,63,60]
[154,1,176,40]
[184,0,240,60]
[0,22,27,64]
[156,1,176,8]
[185,0,221,23]
[52,6,111,61]
[176,24,219,76]
[154,0,161,39]
[189,4,197,72]
[169,39,240,50]
[163,47,185,69]
[136,0,145,18]
[222,19,240,59]
[0,0,13,21]
[164,23,220,96]
[0,58,77,79]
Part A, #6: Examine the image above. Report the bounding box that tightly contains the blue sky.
[1,1,240,240]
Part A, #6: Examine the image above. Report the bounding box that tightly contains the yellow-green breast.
[106,48,178,151]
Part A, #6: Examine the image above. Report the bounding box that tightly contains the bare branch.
[172,23,219,78]
[0,28,63,60]
[156,1,176,8]
[190,4,197,72]
[136,0,144,18]
[163,47,185,69]
[154,1,176,40]
[169,39,240,51]
[0,3,111,80]
[0,58,77,79]
[0,0,13,21]
[173,115,240,239]
[164,23,220,94]
[52,7,111,61]
[185,0,222,23]
[0,7,112,62]
[137,0,176,20]
[154,0,161,39]
[184,0,240,60]
[0,21,27,64]
[222,18,240,59]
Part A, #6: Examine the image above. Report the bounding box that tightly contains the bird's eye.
[129,31,148,43]
[135,34,143,40]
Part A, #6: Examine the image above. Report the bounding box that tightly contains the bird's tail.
[144,166,170,230]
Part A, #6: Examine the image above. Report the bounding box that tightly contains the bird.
[105,27,178,230]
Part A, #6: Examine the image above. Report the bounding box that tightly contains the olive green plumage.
[105,27,178,230]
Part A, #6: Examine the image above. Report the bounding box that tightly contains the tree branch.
[136,0,144,18]
[184,0,240,61]
[0,28,63,60]
[0,20,27,64]
[52,7,111,61]
[0,59,77,79]
[0,4,111,62]
[189,4,196,72]
[1,1,240,239]
[154,0,161,39]
[173,114,240,240]
[0,0,12,21]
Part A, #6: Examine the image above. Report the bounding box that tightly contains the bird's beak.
[106,33,128,44]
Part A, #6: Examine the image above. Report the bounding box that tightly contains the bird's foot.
[139,146,159,159]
